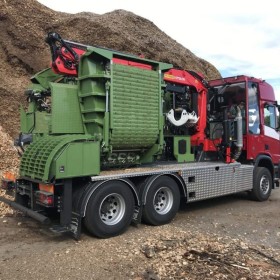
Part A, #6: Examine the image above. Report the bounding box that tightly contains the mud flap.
[132,205,142,226]
[69,212,82,239]
[49,212,82,240]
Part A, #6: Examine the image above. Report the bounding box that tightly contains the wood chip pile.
[140,231,280,280]
[0,125,19,217]
[0,0,221,139]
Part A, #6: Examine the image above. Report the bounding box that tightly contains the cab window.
[264,105,277,129]
[248,82,260,134]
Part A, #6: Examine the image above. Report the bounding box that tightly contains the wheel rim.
[260,175,270,195]
[99,193,126,225]
[153,187,173,215]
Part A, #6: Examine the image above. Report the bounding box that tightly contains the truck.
[1,32,280,239]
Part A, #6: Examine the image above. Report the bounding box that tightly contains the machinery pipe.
[233,106,243,160]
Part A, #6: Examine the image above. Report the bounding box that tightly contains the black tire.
[142,176,180,226]
[251,167,272,201]
[84,181,134,238]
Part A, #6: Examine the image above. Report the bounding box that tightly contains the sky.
[37,0,280,102]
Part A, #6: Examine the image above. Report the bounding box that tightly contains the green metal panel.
[20,106,34,133]
[76,47,173,166]
[20,135,94,182]
[110,64,160,149]
[52,141,100,179]
[35,111,51,133]
[30,68,62,89]
[86,46,172,71]
[78,48,172,144]
[50,83,84,134]
[86,47,113,61]
[173,136,194,163]
[20,108,50,134]
[78,52,108,138]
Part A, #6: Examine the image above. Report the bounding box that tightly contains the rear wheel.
[142,176,180,225]
[84,181,134,238]
[251,167,272,201]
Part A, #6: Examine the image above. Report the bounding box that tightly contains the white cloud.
[37,0,280,102]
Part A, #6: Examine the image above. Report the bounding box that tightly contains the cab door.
[263,104,280,163]
[246,82,263,160]
[246,82,280,165]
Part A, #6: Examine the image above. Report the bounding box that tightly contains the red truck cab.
[208,76,280,188]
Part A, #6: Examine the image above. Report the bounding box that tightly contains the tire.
[142,176,180,226]
[251,167,272,201]
[84,181,134,238]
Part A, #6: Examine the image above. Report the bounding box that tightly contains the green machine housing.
[19,44,175,182]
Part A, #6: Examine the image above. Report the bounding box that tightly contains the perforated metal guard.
[111,64,160,149]
[92,161,253,202]
[20,136,65,180]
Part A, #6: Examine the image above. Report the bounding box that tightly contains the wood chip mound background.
[0,125,19,216]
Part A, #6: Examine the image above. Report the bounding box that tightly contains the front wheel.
[84,181,134,238]
[251,167,272,201]
[142,176,180,226]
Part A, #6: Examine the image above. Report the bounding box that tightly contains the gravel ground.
[0,190,279,280]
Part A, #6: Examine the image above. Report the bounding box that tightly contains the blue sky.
[38,0,280,102]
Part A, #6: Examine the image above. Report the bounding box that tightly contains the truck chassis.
[2,161,260,239]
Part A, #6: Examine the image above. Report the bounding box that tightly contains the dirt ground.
[0,189,279,280]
